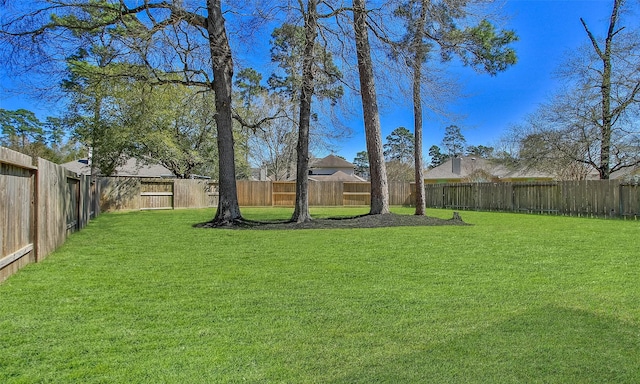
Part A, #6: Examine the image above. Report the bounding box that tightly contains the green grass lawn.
[1,207,639,383]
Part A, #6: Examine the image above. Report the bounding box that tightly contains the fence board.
[0,146,35,169]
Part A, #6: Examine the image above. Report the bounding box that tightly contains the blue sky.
[0,0,631,164]
[340,0,621,163]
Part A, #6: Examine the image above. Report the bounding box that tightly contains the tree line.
[1,0,637,225]
[352,124,495,181]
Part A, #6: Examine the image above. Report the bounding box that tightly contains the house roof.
[425,157,554,181]
[62,158,174,178]
[425,157,497,179]
[500,167,556,180]
[308,171,367,182]
[611,165,640,181]
[310,154,354,169]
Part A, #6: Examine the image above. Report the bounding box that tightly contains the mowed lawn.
[1,207,639,383]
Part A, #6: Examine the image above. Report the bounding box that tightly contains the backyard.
[1,207,639,383]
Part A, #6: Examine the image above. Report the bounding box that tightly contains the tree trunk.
[413,71,426,215]
[207,0,242,224]
[582,0,621,180]
[412,2,428,216]
[352,0,389,215]
[598,4,615,180]
[291,0,318,223]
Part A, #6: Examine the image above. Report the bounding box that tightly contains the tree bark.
[207,0,242,224]
[291,0,318,223]
[412,67,426,215]
[581,0,621,180]
[412,2,428,216]
[352,0,389,215]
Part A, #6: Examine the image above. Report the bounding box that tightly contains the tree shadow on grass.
[193,212,470,230]
[329,305,640,383]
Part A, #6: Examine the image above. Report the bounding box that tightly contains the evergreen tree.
[428,145,448,168]
[442,125,467,157]
[384,127,415,163]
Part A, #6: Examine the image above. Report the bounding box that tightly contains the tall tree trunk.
[352,0,389,215]
[582,0,621,180]
[597,2,616,180]
[412,69,426,215]
[412,2,428,216]
[207,0,242,224]
[292,0,318,223]
[90,96,101,178]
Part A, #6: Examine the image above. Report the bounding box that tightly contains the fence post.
[619,183,624,218]
[32,155,39,263]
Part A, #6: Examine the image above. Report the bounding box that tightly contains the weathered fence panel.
[424,184,444,208]
[620,183,640,218]
[272,181,296,206]
[390,182,413,206]
[1,148,36,282]
[1,148,98,282]
[99,177,141,211]
[37,158,69,260]
[513,183,559,213]
[424,181,639,218]
[237,180,271,206]
[342,182,369,206]
[82,177,100,223]
[174,179,218,208]
[94,177,638,219]
[140,179,174,210]
[311,181,343,206]
[37,158,94,260]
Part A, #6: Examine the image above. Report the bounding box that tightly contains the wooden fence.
[1,147,99,282]
[422,181,639,218]
[100,178,219,211]
[98,178,639,219]
[98,179,412,211]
